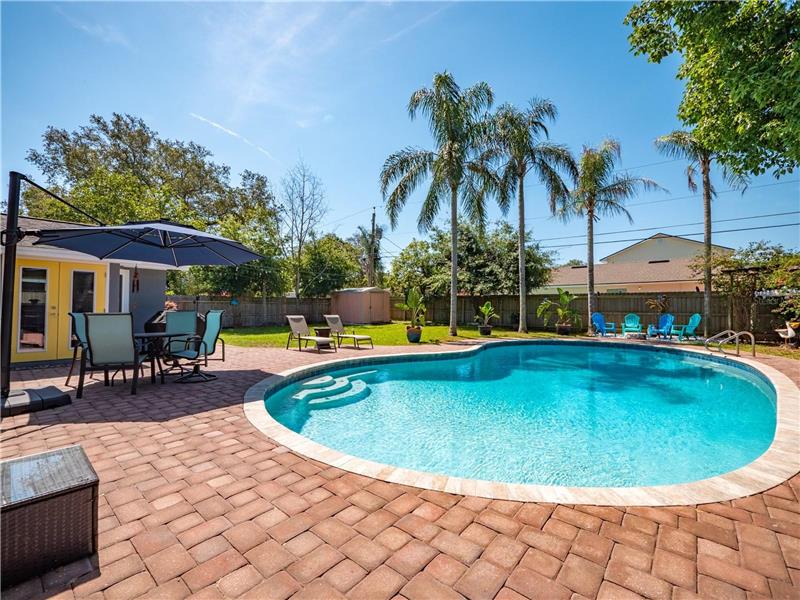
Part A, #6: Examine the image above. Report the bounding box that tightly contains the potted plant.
[536,288,582,335]
[395,287,426,343]
[475,301,499,336]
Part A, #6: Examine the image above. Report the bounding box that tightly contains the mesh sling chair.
[167,310,225,383]
[323,314,374,349]
[161,310,197,374]
[77,313,157,398]
[66,312,91,386]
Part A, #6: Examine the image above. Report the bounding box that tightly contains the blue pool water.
[264,343,777,487]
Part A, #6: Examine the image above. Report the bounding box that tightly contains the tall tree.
[279,160,327,302]
[300,234,362,297]
[625,1,799,177]
[24,113,232,224]
[380,71,497,335]
[655,130,747,337]
[558,140,662,333]
[349,223,384,286]
[387,221,553,300]
[491,100,577,332]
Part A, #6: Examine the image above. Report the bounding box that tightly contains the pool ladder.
[704,330,756,357]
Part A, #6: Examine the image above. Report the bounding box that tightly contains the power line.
[524,179,798,222]
[535,211,800,242]
[540,222,800,250]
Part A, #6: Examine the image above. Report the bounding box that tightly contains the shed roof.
[334,287,387,293]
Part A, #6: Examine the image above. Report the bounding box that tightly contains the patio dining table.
[134,331,194,382]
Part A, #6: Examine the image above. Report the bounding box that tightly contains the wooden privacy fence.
[167,296,330,328]
[168,292,783,336]
[390,292,783,337]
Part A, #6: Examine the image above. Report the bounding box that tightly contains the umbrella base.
[175,364,217,384]
[2,387,71,417]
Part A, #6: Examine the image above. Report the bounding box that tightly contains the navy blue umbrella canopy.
[32,219,262,267]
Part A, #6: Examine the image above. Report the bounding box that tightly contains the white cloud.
[54,6,132,49]
[382,3,451,44]
[189,112,278,162]
[203,3,368,121]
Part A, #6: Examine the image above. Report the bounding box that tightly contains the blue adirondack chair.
[649,313,675,339]
[591,312,617,337]
[672,313,702,341]
[621,313,642,336]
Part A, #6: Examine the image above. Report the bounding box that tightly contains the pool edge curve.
[243,339,800,506]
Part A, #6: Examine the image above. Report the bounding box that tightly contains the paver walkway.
[2,343,799,600]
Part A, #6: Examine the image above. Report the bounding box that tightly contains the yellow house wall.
[11,257,106,363]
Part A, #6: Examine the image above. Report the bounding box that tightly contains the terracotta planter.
[478,325,493,336]
[556,323,572,335]
[406,326,422,343]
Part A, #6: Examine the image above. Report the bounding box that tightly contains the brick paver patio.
[2,343,799,600]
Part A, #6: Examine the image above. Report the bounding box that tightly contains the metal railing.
[704,330,756,357]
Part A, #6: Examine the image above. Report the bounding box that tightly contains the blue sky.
[3,1,798,265]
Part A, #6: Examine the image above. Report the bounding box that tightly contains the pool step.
[301,375,335,389]
[308,380,370,408]
[292,377,352,401]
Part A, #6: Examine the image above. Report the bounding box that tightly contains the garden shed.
[330,287,390,324]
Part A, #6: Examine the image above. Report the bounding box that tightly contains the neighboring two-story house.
[542,233,734,294]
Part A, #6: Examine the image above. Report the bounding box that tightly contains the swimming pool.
[263,341,778,489]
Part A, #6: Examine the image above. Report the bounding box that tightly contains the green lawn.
[220,322,562,347]
[220,321,799,359]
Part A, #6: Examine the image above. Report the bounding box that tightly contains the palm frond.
[685,163,698,193]
[417,171,447,232]
[654,130,701,162]
[380,148,434,228]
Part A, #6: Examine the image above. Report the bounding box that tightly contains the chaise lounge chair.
[286,315,336,353]
[621,313,642,336]
[324,315,374,349]
[591,313,616,337]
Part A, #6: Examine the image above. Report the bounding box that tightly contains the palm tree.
[492,100,577,332]
[655,130,747,337]
[349,224,384,286]
[558,140,662,334]
[381,71,497,336]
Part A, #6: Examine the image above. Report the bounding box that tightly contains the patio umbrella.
[32,219,263,267]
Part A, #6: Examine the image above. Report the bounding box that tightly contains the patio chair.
[776,321,797,347]
[672,313,702,341]
[286,315,336,353]
[165,310,197,353]
[78,313,155,398]
[591,313,616,337]
[167,310,225,383]
[648,313,675,339]
[621,313,642,336]
[324,314,374,349]
[65,312,90,386]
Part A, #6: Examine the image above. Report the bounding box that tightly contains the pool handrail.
[704,329,756,357]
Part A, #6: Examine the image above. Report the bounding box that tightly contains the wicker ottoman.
[1,445,98,587]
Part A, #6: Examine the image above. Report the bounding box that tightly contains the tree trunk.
[701,158,712,338]
[586,208,595,335]
[517,175,527,333]
[449,185,459,336]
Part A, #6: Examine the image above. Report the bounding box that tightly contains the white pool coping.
[243,339,800,506]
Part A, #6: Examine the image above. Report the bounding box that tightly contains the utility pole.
[368,206,376,287]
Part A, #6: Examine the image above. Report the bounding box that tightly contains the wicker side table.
[1,445,98,587]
